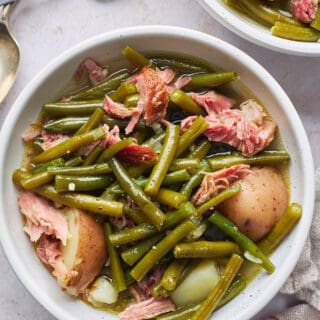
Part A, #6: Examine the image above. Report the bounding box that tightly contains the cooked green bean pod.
[154,189,187,209]
[123,205,146,225]
[103,115,145,130]
[187,138,212,160]
[196,184,241,217]
[64,156,83,167]
[82,145,103,166]
[36,185,123,217]
[97,138,133,163]
[32,127,105,164]
[184,72,238,90]
[151,282,171,298]
[67,69,130,101]
[75,108,105,135]
[170,89,204,115]
[175,116,209,158]
[208,151,290,171]
[169,158,201,172]
[311,11,320,31]
[43,100,103,117]
[121,233,165,266]
[109,82,137,102]
[55,175,114,192]
[104,223,127,292]
[258,203,302,255]
[124,93,140,108]
[108,158,166,230]
[160,259,189,291]
[156,304,201,320]
[142,132,166,148]
[174,241,239,259]
[122,45,150,69]
[271,22,320,42]
[31,158,65,174]
[48,163,111,175]
[130,220,196,281]
[208,212,275,273]
[145,125,180,196]
[21,171,53,189]
[43,117,90,133]
[191,254,243,320]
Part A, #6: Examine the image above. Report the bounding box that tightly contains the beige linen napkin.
[273,169,320,319]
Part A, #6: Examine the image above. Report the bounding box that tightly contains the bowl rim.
[198,0,320,57]
[0,25,315,320]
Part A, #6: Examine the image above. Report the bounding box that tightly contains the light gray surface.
[0,0,318,319]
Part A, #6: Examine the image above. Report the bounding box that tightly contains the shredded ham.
[41,130,70,151]
[157,68,176,85]
[291,0,319,23]
[119,297,175,320]
[103,96,137,119]
[19,190,69,245]
[192,164,251,206]
[74,58,108,85]
[117,144,158,165]
[173,75,191,89]
[21,127,41,142]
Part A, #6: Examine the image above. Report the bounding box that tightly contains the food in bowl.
[224,0,320,42]
[12,45,302,320]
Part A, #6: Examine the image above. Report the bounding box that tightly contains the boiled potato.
[170,259,220,306]
[58,209,107,296]
[218,166,288,241]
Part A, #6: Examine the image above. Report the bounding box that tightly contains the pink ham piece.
[157,68,176,85]
[21,127,41,142]
[119,297,175,320]
[103,96,137,119]
[291,0,319,23]
[192,164,251,206]
[74,58,108,85]
[41,130,70,151]
[19,190,68,245]
[126,67,170,134]
[117,144,158,165]
[173,76,192,89]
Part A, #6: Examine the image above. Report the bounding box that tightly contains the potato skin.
[60,209,107,296]
[218,166,288,241]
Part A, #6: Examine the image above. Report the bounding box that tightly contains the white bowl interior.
[199,0,320,57]
[0,26,315,320]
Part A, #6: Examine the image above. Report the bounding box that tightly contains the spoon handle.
[0,0,15,23]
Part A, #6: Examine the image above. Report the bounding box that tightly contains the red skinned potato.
[58,209,107,296]
[218,166,288,241]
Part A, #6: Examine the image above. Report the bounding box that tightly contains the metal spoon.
[0,0,19,104]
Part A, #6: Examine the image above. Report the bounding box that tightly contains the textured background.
[0,0,319,319]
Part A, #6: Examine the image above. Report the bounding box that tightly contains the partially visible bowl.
[198,0,320,57]
[0,25,315,320]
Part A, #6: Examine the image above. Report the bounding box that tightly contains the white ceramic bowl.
[0,26,315,320]
[198,0,320,57]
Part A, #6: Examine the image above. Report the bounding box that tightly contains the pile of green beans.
[13,44,301,320]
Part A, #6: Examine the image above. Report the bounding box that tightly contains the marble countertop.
[0,0,319,319]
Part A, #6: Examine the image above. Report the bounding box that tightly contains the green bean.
[162,169,191,185]
[191,254,243,320]
[121,234,165,266]
[55,175,114,192]
[104,223,127,292]
[208,212,275,273]
[258,203,302,255]
[97,138,133,163]
[151,282,171,298]
[102,114,145,130]
[67,69,130,101]
[64,156,83,167]
[12,169,28,186]
[21,171,53,189]
[145,125,180,196]
[217,275,247,308]
[160,259,189,291]
[31,158,65,174]
[37,185,123,217]
[43,100,103,117]
[174,241,239,259]
[154,189,187,209]
[124,93,140,108]
[208,151,290,171]
[311,10,320,31]
[175,116,209,158]
[184,72,238,90]
[151,57,209,74]
[169,158,201,172]
[185,220,208,242]
[122,45,150,69]
[43,117,90,133]
[196,184,241,217]
[109,82,137,102]
[108,158,166,230]
[126,162,154,178]
[157,304,201,320]
[170,89,204,115]
[123,205,146,225]
[75,108,105,135]
[82,145,103,166]
[271,22,320,42]
[187,138,212,160]
[143,132,166,148]
[240,0,302,26]
[109,202,196,246]
[32,127,105,164]
[48,163,111,175]
[32,139,44,153]
[130,220,196,281]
